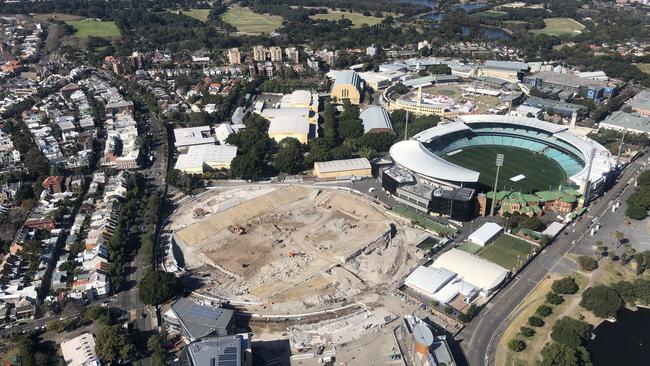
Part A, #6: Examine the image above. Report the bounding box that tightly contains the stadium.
[389,115,616,195]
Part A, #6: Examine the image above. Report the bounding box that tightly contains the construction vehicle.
[227,225,245,235]
[288,250,305,257]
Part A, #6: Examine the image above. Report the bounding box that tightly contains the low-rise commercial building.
[599,111,650,135]
[313,158,372,179]
[163,298,235,342]
[174,144,237,174]
[174,126,216,152]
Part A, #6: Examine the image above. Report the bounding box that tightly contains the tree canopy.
[551,317,593,348]
[580,285,622,318]
[552,277,579,294]
[139,270,181,306]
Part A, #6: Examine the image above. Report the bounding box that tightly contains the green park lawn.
[310,10,383,27]
[221,6,284,34]
[175,8,211,22]
[531,17,585,37]
[477,234,534,271]
[65,19,121,39]
[636,63,650,75]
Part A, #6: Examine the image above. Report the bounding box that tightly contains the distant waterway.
[586,307,650,366]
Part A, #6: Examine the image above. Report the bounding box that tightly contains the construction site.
[167,185,427,315]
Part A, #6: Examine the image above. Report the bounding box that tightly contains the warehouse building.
[523,71,617,101]
[360,105,393,133]
[628,89,650,116]
[174,144,237,174]
[174,126,216,152]
[313,157,372,179]
[267,114,311,144]
[599,111,650,135]
[467,223,503,247]
[331,70,362,104]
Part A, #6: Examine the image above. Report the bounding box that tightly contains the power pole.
[489,154,504,216]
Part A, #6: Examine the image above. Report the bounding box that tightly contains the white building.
[61,332,101,366]
[174,126,216,151]
[467,223,503,247]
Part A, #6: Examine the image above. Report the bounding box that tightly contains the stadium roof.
[389,140,480,183]
[468,223,503,246]
[432,249,509,291]
[393,115,614,187]
[412,121,471,142]
[174,126,215,147]
[360,106,393,132]
[314,157,370,173]
[456,114,566,133]
[171,298,234,341]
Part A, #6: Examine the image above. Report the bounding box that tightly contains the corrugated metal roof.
[314,158,370,173]
[360,106,393,132]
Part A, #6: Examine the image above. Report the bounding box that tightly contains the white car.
[368,187,376,193]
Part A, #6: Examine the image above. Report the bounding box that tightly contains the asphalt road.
[459,154,647,366]
[112,110,167,333]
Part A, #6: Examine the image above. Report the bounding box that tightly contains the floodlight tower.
[615,128,627,167]
[489,154,505,216]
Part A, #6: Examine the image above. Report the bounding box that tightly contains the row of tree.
[625,170,650,220]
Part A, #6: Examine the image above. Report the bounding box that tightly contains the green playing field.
[442,145,566,193]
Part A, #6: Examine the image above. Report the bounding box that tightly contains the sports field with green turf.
[442,145,567,193]
[477,234,534,271]
[531,17,585,37]
[310,10,383,27]
[65,19,121,39]
[221,5,283,34]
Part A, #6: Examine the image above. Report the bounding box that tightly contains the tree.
[520,326,535,337]
[356,131,397,152]
[577,256,598,271]
[551,317,593,347]
[580,285,622,318]
[536,304,553,318]
[552,277,579,294]
[230,152,264,180]
[96,325,136,364]
[528,316,544,327]
[273,138,303,174]
[508,339,526,352]
[540,342,591,366]
[139,270,180,306]
[25,149,49,177]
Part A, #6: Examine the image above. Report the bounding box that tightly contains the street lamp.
[489,154,504,216]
